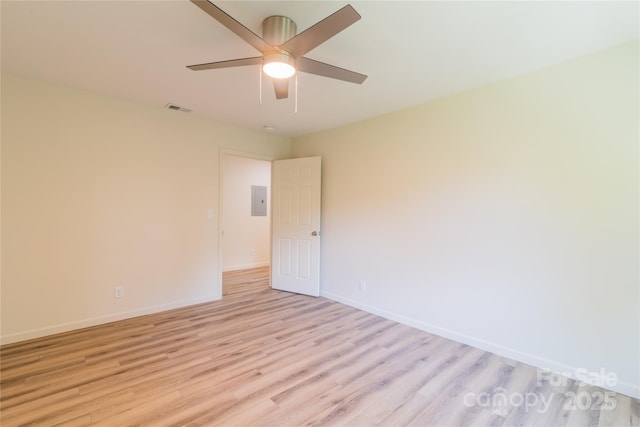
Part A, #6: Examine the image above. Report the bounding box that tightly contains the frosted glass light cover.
[263,61,296,79]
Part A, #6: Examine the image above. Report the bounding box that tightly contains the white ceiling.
[1,1,638,137]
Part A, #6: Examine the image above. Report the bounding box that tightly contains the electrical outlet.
[249,249,255,257]
[114,286,124,299]
[359,280,367,293]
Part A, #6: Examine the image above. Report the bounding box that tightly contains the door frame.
[217,148,277,299]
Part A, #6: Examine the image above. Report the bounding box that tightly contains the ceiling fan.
[187,0,367,100]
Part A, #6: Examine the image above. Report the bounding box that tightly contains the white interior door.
[271,157,321,297]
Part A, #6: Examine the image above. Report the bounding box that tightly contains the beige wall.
[0,74,290,343]
[222,154,271,271]
[2,40,638,398]
[292,41,639,398]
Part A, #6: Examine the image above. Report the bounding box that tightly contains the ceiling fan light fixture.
[263,52,296,79]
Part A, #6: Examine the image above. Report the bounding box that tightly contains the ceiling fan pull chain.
[295,74,298,113]
[259,64,263,106]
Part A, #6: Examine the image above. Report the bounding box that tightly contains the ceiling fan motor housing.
[262,15,297,79]
[262,15,297,46]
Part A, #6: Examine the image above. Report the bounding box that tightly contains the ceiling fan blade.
[187,56,262,71]
[297,57,367,84]
[280,5,361,58]
[272,79,289,99]
[190,0,274,54]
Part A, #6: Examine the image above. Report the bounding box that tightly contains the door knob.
[311,231,319,236]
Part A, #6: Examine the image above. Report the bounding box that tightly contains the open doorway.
[221,153,272,296]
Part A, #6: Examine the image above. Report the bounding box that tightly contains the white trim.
[0,296,217,346]
[222,261,270,272]
[321,290,640,399]
[219,148,276,163]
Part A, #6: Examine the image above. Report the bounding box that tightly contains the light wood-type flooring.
[1,266,638,426]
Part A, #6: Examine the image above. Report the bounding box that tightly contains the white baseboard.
[222,261,270,272]
[321,290,640,400]
[0,295,219,346]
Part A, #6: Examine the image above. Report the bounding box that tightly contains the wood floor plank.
[1,266,638,426]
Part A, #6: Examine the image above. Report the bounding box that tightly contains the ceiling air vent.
[164,103,192,113]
